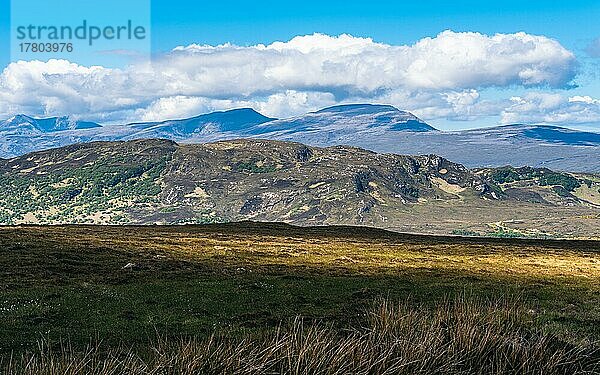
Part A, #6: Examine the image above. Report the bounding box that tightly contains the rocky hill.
[1,139,599,237]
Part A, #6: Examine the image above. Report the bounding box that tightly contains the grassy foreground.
[0,223,599,373]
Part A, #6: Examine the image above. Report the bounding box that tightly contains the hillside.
[1,139,599,238]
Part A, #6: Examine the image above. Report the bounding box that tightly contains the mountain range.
[1,104,600,172]
[1,138,599,238]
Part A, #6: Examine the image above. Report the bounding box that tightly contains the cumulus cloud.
[0,31,579,123]
[167,31,576,93]
[501,92,600,124]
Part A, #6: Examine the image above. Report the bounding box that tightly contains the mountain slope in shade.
[124,108,275,140]
[339,124,600,172]
[0,115,101,135]
[473,124,600,146]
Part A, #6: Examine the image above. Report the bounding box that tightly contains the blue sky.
[1,0,599,130]
[149,0,598,52]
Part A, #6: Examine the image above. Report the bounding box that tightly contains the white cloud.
[0,31,579,123]
[501,92,600,124]
[136,96,224,122]
[569,95,600,105]
[166,31,575,94]
[372,88,503,122]
[252,91,336,118]
[135,90,336,122]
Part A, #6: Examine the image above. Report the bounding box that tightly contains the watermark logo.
[11,0,151,67]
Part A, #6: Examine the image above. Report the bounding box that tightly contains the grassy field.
[1,223,599,373]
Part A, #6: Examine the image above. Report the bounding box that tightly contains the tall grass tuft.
[3,296,598,374]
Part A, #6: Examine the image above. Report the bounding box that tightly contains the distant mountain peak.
[1,115,101,133]
[196,107,275,122]
[309,104,435,132]
[223,107,269,115]
[4,114,38,127]
[315,103,401,115]
[244,103,437,139]
[3,106,600,173]
[123,107,276,139]
[8,114,34,122]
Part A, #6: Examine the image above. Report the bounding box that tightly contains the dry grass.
[2,296,598,375]
[3,224,599,283]
[1,223,599,372]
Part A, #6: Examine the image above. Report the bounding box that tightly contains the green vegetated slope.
[0,139,599,238]
[0,140,175,225]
